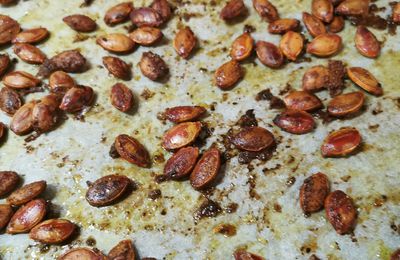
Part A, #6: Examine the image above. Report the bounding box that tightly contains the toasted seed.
[86,174,131,207]
[327,91,364,117]
[59,248,107,260]
[231,126,275,152]
[139,51,168,81]
[165,106,206,123]
[273,109,315,134]
[0,87,22,116]
[393,3,400,23]
[347,67,383,96]
[312,0,334,23]
[3,71,41,89]
[299,172,330,214]
[0,0,15,5]
[104,2,134,26]
[391,249,400,260]
[284,90,323,112]
[13,43,46,64]
[7,199,46,234]
[29,219,76,244]
[220,0,247,21]
[7,180,46,206]
[0,54,10,76]
[151,0,172,22]
[0,204,13,230]
[173,27,197,59]
[252,0,280,22]
[190,148,221,190]
[215,60,243,90]
[59,86,94,112]
[49,71,76,95]
[321,127,361,157]
[328,16,345,33]
[63,14,97,32]
[336,0,369,16]
[355,26,380,58]
[164,146,199,179]
[130,7,163,27]
[230,33,254,61]
[0,14,20,45]
[103,56,131,80]
[32,94,60,132]
[302,65,329,92]
[96,33,135,53]
[325,190,357,234]
[256,41,284,69]
[279,31,304,61]
[109,240,136,260]
[302,12,327,38]
[162,122,202,150]
[307,33,342,57]
[115,134,151,167]
[10,101,36,135]
[110,83,133,112]
[233,250,265,260]
[39,50,87,79]
[12,28,49,44]
[268,18,300,34]
[129,27,163,46]
[0,171,19,197]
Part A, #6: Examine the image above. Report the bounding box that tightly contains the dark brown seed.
[256,41,284,69]
[38,50,87,78]
[327,91,364,117]
[10,101,36,135]
[0,14,20,45]
[355,26,381,59]
[59,248,107,260]
[103,56,131,80]
[231,126,275,152]
[190,148,221,190]
[29,219,76,244]
[252,0,280,22]
[0,54,10,76]
[302,65,329,92]
[299,173,330,214]
[325,190,357,235]
[13,43,46,64]
[86,174,131,207]
[220,0,247,21]
[96,34,135,53]
[215,60,243,90]
[32,94,60,132]
[284,90,323,112]
[234,250,265,260]
[273,109,315,134]
[49,71,76,95]
[164,146,199,179]
[12,27,49,44]
[139,51,168,81]
[115,134,151,168]
[0,204,13,230]
[3,71,41,89]
[312,0,334,23]
[151,0,172,22]
[302,12,327,38]
[321,127,361,157]
[109,240,136,260]
[162,122,202,150]
[110,83,133,112]
[165,106,206,123]
[268,18,300,34]
[104,2,134,26]
[7,180,47,206]
[59,86,94,112]
[130,7,163,27]
[391,249,400,260]
[328,16,345,33]
[0,87,22,116]
[7,199,47,234]
[0,171,19,197]
[230,33,254,61]
[129,27,163,46]
[63,14,97,32]
[173,27,197,59]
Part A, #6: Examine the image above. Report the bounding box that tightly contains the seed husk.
[130,7,163,27]
[273,109,315,134]
[230,33,254,61]
[231,126,275,152]
[302,12,327,38]
[10,101,37,135]
[59,86,94,112]
[302,65,329,92]
[327,91,365,117]
[256,41,284,69]
[190,147,221,190]
[355,26,380,59]
[284,90,323,112]
[164,146,199,179]
[104,2,134,26]
[306,33,342,57]
[347,67,383,96]
[335,0,369,16]
[165,106,206,123]
[7,199,47,234]
[312,0,334,23]
[32,94,60,132]
[12,28,49,44]
[38,50,87,78]
[214,60,244,90]
[129,27,163,46]
[3,71,41,89]
[252,0,280,22]
[49,71,76,95]
[29,219,76,244]
[173,27,197,59]
[300,172,330,214]
[268,18,300,34]
[114,134,151,167]
[321,127,362,157]
[162,122,202,150]
[96,33,135,53]
[220,0,247,21]
[139,51,169,81]
[103,56,131,80]
[7,180,47,206]
[0,14,20,45]
[13,43,46,64]
[0,87,22,116]
[279,31,304,61]
[63,14,97,32]
[110,83,133,112]
[325,190,357,235]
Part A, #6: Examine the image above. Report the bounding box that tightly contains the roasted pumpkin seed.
[165,106,206,123]
[284,90,323,112]
[0,14,20,45]
[7,180,47,206]
[273,109,315,134]
[0,171,19,197]
[335,0,369,16]
[110,83,133,112]
[347,67,383,96]
[279,31,304,61]
[252,0,279,22]
[306,33,342,57]
[164,146,199,179]
[190,147,221,190]
[230,33,254,61]
[49,71,76,95]
[234,249,265,260]
[321,127,361,157]
[0,87,22,116]
[325,190,357,235]
[32,94,60,132]
[268,18,300,34]
[115,134,151,167]
[0,204,13,230]
[12,27,49,44]
[302,65,329,92]
[0,53,10,76]
[220,0,247,21]
[139,51,169,81]
[129,27,163,46]
[327,91,364,117]
[97,33,135,53]
[312,0,334,23]
[104,2,134,26]
[108,240,136,260]
[256,41,284,69]
[214,60,244,90]
[59,86,94,112]
[59,248,107,260]
[302,12,327,38]
[103,56,131,80]
[328,16,345,33]
[173,27,197,59]
[63,14,97,32]
[130,7,163,27]
[13,43,46,64]
[162,122,202,150]
[355,26,380,58]
[3,71,41,89]
[10,101,36,135]
[300,172,330,214]
[151,0,172,22]
[231,126,275,152]
[7,199,46,234]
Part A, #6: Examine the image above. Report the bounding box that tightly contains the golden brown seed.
[12,28,49,44]
[327,91,364,117]
[328,16,345,33]
[0,14,20,45]
[214,60,244,90]
[32,94,60,132]
[7,199,46,234]
[220,0,247,21]
[139,51,169,81]
[96,34,135,53]
[230,33,254,61]
[393,3,400,23]
[59,248,107,260]
[299,172,330,214]
[86,174,131,207]
[0,53,10,76]
[110,83,133,112]
[10,101,36,135]
[151,0,172,22]
[336,0,369,16]
[63,14,97,32]
[3,71,41,89]
[115,134,151,167]
[7,180,47,206]
[0,171,19,197]
[29,219,76,244]
[190,148,221,190]
[347,67,383,96]
[173,27,197,59]
[233,250,265,260]
[256,41,284,69]
[165,106,206,123]
[13,43,46,64]
[130,7,163,27]
[284,90,323,112]
[0,204,13,230]
[321,127,361,157]
[325,190,357,235]
[162,122,202,150]
[104,2,134,26]
[268,18,300,34]
[102,56,131,80]
[307,33,342,57]
[312,0,334,23]
[129,27,163,46]
[59,86,94,112]
[231,126,275,152]
[109,240,136,260]
[302,65,329,92]
[164,146,199,179]
[49,71,76,95]
[273,109,315,134]
[355,26,380,59]
[252,0,280,22]
[0,87,22,116]
[280,31,304,61]
[302,12,327,38]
